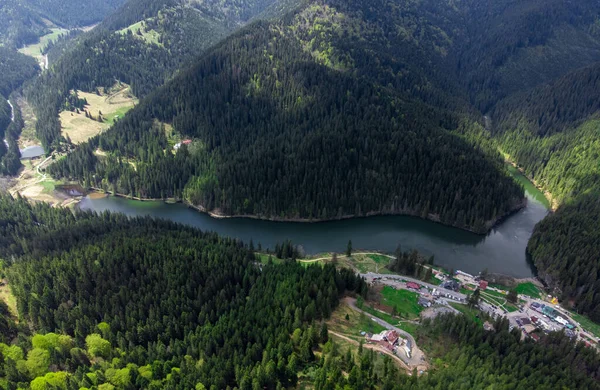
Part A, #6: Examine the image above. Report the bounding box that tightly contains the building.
[456,270,474,278]
[174,140,193,150]
[440,280,460,291]
[483,321,495,331]
[555,316,568,326]
[479,280,489,290]
[418,297,432,308]
[542,306,557,319]
[406,282,420,290]
[384,330,400,346]
[404,339,412,358]
[367,332,384,342]
[523,324,536,334]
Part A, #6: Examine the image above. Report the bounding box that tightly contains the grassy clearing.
[117,20,162,46]
[357,302,398,325]
[380,286,423,320]
[16,97,38,147]
[449,303,482,325]
[483,289,506,299]
[396,322,419,336]
[342,253,393,274]
[505,304,518,313]
[515,282,541,299]
[0,282,18,317]
[480,292,504,306]
[570,312,600,338]
[19,28,69,61]
[256,253,283,265]
[60,85,137,144]
[328,303,385,340]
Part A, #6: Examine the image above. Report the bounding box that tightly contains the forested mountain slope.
[0,194,367,388]
[25,0,291,150]
[49,0,528,233]
[454,0,600,111]
[527,193,600,321]
[490,62,600,322]
[0,0,125,48]
[27,0,600,317]
[0,194,599,389]
[0,48,39,99]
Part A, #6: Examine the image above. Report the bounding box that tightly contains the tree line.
[48,15,524,233]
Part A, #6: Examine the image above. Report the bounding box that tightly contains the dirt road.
[343,297,428,369]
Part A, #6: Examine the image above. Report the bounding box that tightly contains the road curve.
[343,297,427,368]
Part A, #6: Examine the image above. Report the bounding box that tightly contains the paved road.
[343,297,427,369]
[363,272,467,300]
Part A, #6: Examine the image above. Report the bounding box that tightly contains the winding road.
[343,297,427,369]
[4,99,14,148]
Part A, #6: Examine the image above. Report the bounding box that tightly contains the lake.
[78,168,549,278]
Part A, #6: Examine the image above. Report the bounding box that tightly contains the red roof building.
[384,330,400,345]
[479,280,489,290]
[406,282,420,290]
[182,139,193,145]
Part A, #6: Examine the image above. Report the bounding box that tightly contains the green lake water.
[78,165,549,278]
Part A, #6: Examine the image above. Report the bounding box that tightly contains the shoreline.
[86,188,527,235]
[502,153,557,211]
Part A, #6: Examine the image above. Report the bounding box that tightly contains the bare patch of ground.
[9,156,81,206]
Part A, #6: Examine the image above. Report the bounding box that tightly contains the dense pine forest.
[47,0,600,317]
[48,0,537,233]
[527,193,600,322]
[0,194,367,388]
[489,56,600,320]
[0,0,125,48]
[0,194,599,389]
[1,0,600,388]
[24,0,285,151]
[0,48,39,99]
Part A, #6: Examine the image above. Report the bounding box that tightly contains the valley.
[77,164,548,277]
[0,0,600,389]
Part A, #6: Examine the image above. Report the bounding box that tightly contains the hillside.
[0,0,125,48]
[49,0,530,233]
[0,194,599,389]
[454,0,600,111]
[490,63,600,321]
[0,48,39,98]
[0,194,367,388]
[24,0,293,151]
[527,193,600,322]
